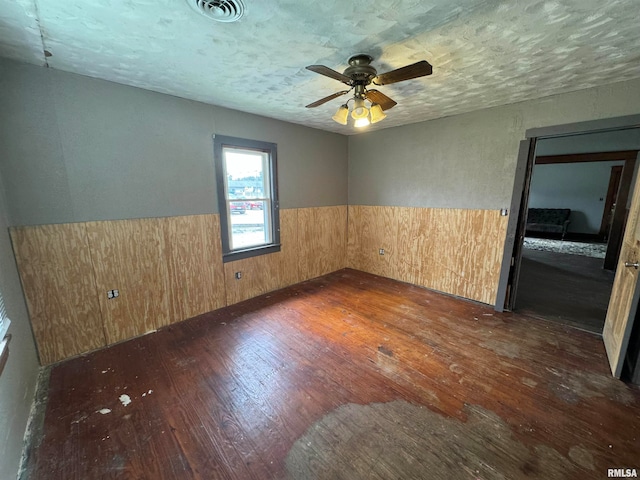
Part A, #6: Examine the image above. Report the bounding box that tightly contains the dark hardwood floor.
[516,248,615,333]
[25,269,640,479]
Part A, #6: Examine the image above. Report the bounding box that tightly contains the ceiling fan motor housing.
[344,54,377,86]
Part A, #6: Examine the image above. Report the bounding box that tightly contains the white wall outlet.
[107,289,119,299]
[235,272,242,280]
[379,248,385,255]
[500,208,508,216]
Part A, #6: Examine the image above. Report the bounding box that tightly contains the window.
[0,292,9,340]
[214,135,280,262]
[0,291,10,373]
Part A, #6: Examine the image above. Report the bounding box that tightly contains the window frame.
[213,134,280,262]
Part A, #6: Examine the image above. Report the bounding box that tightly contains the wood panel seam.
[84,222,109,348]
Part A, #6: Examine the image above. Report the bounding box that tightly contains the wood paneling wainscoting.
[223,206,347,305]
[347,206,508,305]
[10,206,347,364]
[85,215,227,345]
[11,205,505,364]
[297,206,347,281]
[86,218,173,344]
[10,223,106,363]
[223,209,301,306]
[162,215,226,324]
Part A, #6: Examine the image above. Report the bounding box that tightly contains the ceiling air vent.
[188,0,245,22]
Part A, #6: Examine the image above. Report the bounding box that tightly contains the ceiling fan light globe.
[332,105,349,125]
[351,97,369,119]
[351,107,370,120]
[369,103,387,123]
[354,117,370,128]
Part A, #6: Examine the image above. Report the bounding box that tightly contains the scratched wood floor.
[26,269,640,479]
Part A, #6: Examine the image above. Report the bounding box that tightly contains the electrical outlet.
[107,289,119,299]
[235,272,242,280]
[500,208,508,216]
[379,248,385,255]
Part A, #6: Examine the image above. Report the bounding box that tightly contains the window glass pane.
[229,200,270,249]
[225,150,268,200]
[223,148,271,250]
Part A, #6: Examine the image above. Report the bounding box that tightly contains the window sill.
[223,244,281,263]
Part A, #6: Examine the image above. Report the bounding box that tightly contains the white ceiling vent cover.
[188,0,245,22]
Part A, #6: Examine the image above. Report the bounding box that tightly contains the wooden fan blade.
[365,89,397,111]
[372,60,433,86]
[306,65,353,85]
[305,90,349,108]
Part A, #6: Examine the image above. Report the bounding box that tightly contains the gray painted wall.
[0,168,40,479]
[348,78,640,209]
[528,161,624,234]
[0,59,348,226]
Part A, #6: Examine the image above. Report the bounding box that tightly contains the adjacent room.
[1,1,640,479]
[514,131,640,333]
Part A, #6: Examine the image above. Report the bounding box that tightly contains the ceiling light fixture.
[354,117,371,128]
[331,93,386,128]
[307,54,433,129]
[351,98,369,120]
[332,104,349,125]
[369,103,387,124]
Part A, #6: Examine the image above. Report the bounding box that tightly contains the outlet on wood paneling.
[224,208,300,305]
[86,218,171,344]
[224,207,349,306]
[347,205,399,278]
[348,206,508,305]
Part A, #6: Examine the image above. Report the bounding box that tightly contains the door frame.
[494,139,536,311]
[495,114,640,312]
[600,164,623,239]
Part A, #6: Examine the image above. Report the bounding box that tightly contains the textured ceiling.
[1,0,640,135]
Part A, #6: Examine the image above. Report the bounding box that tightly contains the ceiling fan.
[305,54,433,127]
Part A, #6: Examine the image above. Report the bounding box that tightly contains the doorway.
[495,114,640,379]
[515,147,637,334]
